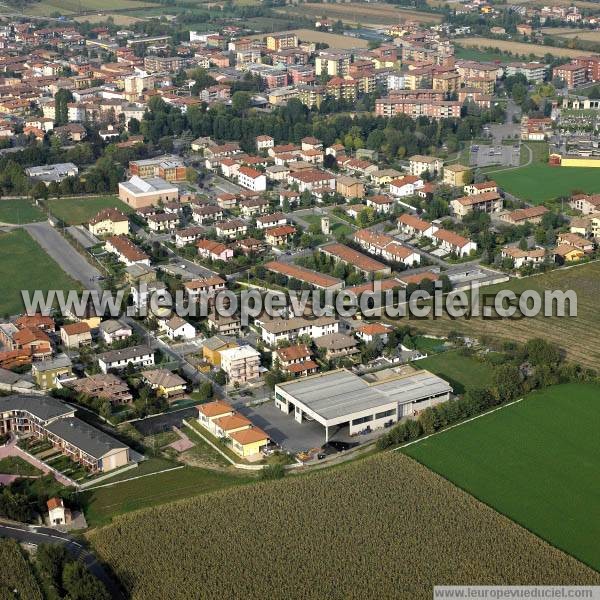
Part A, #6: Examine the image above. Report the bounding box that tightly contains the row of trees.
[378,338,595,449]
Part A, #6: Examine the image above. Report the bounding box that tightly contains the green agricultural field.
[403,383,600,571]
[82,464,253,527]
[88,450,600,600]
[0,539,43,600]
[394,260,600,372]
[0,228,81,317]
[24,0,153,15]
[48,196,133,226]
[413,350,495,394]
[0,199,45,224]
[492,163,600,204]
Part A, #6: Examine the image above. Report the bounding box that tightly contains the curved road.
[0,521,124,599]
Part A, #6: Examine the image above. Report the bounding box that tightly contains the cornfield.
[88,453,600,600]
[0,539,43,600]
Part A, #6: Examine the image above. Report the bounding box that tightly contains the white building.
[97,345,155,374]
[220,345,261,385]
[389,175,424,197]
[237,166,267,192]
[259,316,338,346]
[161,316,196,340]
[274,369,452,442]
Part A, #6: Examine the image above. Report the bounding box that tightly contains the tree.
[232,91,251,116]
[62,560,110,600]
[54,88,74,126]
[30,181,48,200]
[518,237,528,251]
[525,338,560,366]
[492,364,522,403]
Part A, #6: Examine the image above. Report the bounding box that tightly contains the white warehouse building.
[274,368,452,442]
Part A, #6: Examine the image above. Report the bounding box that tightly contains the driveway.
[24,222,102,291]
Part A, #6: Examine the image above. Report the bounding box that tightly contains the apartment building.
[129,155,186,182]
[219,345,261,385]
[315,50,351,77]
[237,166,267,192]
[451,191,503,219]
[97,345,155,374]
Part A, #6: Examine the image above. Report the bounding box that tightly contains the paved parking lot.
[469,144,520,168]
[236,401,378,453]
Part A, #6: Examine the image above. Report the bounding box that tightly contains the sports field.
[403,383,600,571]
[0,228,81,317]
[48,196,133,225]
[492,163,600,203]
[0,199,45,224]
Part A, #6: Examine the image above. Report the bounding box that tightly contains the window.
[375,409,396,420]
[352,415,373,426]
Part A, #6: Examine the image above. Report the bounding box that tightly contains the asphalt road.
[0,522,124,599]
[24,222,102,291]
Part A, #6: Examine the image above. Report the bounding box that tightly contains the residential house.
[397,214,438,238]
[463,181,498,196]
[256,212,287,230]
[355,322,392,344]
[451,191,503,219]
[162,316,196,340]
[31,355,74,390]
[175,227,205,248]
[237,166,267,192]
[196,239,233,262]
[88,208,129,236]
[69,373,133,405]
[191,205,223,224]
[314,332,360,361]
[443,164,471,187]
[105,235,150,266]
[569,194,600,215]
[197,400,235,435]
[366,194,394,213]
[207,313,241,337]
[389,175,424,197]
[98,320,132,345]
[215,219,247,239]
[408,155,443,177]
[501,246,546,269]
[336,175,365,200]
[554,245,584,262]
[259,316,338,346]
[229,426,270,458]
[275,344,318,377]
[60,322,92,349]
[500,206,548,225]
[142,369,187,400]
[202,336,238,367]
[147,213,178,232]
[97,345,155,374]
[556,232,594,253]
[265,224,296,246]
[433,229,477,257]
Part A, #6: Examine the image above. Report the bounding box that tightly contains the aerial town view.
[0,0,599,598]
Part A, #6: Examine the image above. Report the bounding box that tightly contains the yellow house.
[88,208,130,237]
[443,164,472,187]
[554,245,584,262]
[371,169,402,186]
[31,356,73,390]
[142,369,187,400]
[202,335,238,367]
[229,426,269,458]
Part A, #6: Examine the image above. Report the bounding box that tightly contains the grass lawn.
[0,456,43,476]
[488,143,600,203]
[331,221,354,238]
[48,196,133,226]
[0,228,81,317]
[454,45,509,62]
[403,383,600,571]
[82,464,253,527]
[412,350,495,394]
[0,199,45,224]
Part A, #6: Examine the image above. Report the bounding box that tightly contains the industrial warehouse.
[274,368,452,442]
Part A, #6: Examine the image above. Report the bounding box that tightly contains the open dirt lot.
[276,2,443,26]
[457,37,597,58]
[251,28,369,49]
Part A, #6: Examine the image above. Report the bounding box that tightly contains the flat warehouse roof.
[278,370,389,421]
[276,369,452,424]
